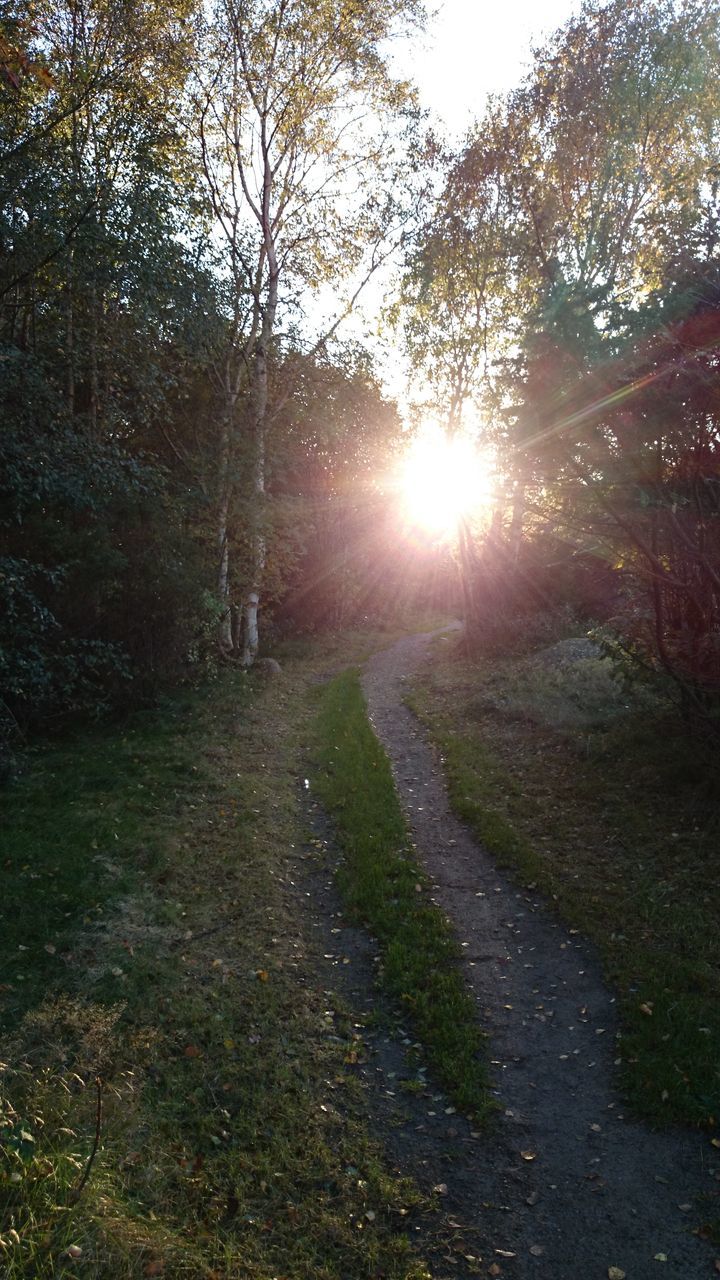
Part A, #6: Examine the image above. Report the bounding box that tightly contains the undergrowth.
[311,668,492,1123]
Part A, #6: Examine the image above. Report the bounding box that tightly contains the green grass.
[408,635,720,1130]
[0,695,206,1028]
[0,664,434,1278]
[311,668,492,1123]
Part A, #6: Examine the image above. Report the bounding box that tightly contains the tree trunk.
[217,494,233,651]
[240,346,268,665]
[241,590,260,666]
[215,344,250,654]
[89,273,99,437]
[240,209,277,664]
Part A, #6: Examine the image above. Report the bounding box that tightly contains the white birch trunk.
[241,590,260,666]
[216,391,235,650]
[217,501,233,650]
[240,370,268,665]
[240,139,277,665]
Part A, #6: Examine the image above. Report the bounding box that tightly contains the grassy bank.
[311,669,492,1123]
[0,653,434,1278]
[407,634,720,1129]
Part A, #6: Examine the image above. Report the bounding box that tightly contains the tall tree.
[195,0,424,662]
[401,0,720,673]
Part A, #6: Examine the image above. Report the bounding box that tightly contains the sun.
[398,429,494,537]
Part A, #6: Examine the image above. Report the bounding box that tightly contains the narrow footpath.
[360,627,718,1280]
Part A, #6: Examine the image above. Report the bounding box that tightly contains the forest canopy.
[2,0,720,752]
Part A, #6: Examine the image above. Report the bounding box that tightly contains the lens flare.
[398,430,494,537]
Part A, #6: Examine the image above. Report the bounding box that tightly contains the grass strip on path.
[407,636,720,1131]
[0,659,434,1279]
[312,668,492,1124]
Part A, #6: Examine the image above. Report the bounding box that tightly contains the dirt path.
[360,627,718,1280]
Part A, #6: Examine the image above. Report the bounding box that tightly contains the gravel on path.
[361,626,718,1280]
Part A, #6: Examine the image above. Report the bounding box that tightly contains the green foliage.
[312,668,493,1121]
[0,0,231,747]
[0,357,218,760]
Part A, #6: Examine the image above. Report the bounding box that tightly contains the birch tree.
[196,0,423,662]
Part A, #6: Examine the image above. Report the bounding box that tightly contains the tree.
[195,0,424,662]
[401,0,720,705]
[0,0,229,760]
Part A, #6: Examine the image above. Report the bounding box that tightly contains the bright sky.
[392,0,582,138]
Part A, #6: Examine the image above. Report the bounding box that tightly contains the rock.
[534,636,602,668]
[252,657,282,676]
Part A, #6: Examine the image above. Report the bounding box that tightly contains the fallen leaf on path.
[488,1266,502,1277]
[526,1192,539,1205]
[520,1150,537,1161]
[639,1002,653,1016]
[608,1269,626,1279]
[529,1245,544,1256]
[433,1183,448,1195]
[654,1253,668,1262]
[495,1249,516,1258]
